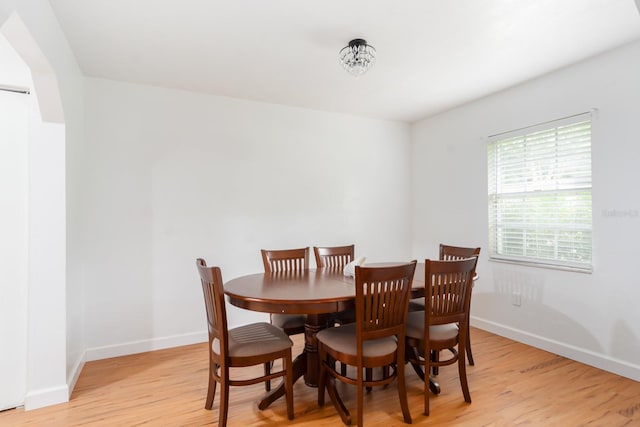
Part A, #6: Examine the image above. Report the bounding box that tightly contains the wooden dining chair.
[262,247,310,274]
[195,259,294,426]
[313,244,354,269]
[409,244,481,368]
[405,257,477,416]
[261,247,310,336]
[314,245,356,326]
[261,247,309,390]
[439,244,481,366]
[317,261,417,426]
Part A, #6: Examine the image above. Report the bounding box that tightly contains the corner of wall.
[66,350,86,399]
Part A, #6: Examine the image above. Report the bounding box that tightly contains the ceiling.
[48,0,640,123]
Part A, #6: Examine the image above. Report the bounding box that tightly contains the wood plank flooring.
[2,328,639,426]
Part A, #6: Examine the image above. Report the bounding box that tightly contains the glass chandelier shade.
[339,39,376,77]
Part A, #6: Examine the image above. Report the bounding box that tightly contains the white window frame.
[487,112,593,273]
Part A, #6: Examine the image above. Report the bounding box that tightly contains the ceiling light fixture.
[339,38,376,77]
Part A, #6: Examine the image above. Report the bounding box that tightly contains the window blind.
[487,113,592,271]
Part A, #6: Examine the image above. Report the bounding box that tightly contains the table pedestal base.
[259,313,330,409]
[302,313,329,387]
[258,350,306,410]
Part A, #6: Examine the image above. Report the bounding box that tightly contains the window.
[487,113,592,272]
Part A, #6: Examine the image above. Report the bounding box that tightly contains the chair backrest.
[261,247,310,273]
[354,262,417,342]
[313,244,354,269]
[196,258,228,356]
[439,244,481,261]
[424,257,478,327]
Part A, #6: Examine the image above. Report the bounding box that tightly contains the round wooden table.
[224,264,426,409]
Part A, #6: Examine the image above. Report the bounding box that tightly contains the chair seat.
[405,311,459,342]
[317,323,397,358]
[213,322,293,357]
[271,313,307,330]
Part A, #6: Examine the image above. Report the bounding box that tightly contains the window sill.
[488,256,593,274]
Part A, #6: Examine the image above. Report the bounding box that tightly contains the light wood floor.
[2,328,639,426]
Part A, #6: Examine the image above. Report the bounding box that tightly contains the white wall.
[0,0,85,409]
[26,94,67,409]
[411,39,640,380]
[82,78,412,359]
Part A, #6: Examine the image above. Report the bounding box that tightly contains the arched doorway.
[0,32,30,411]
[0,10,69,410]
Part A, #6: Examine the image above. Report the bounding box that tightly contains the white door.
[0,89,29,410]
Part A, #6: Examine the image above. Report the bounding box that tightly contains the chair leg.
[284,353,294,420]
[431,350,440,375]
[466,318,475,366]
[205,363,217,410]
[424,346,431,416]
[424,374,430,416]
[382,365,390,389]
[264,361,272,391]
[218,368,230,427]
[397,350,412,424]
[366,368,372,392]
[459,362,472,403]
[325,374,351,425]
[459,337,472,403]
[318,349,326,407]
[357,371,364,427]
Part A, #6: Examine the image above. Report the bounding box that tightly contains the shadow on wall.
[611,319,640,365]
[473,265,603,355]
[493,265,544,302]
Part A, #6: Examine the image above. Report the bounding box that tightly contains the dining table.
[224,263,432,409]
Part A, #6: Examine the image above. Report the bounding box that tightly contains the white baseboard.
[472,316,640,382]
[66,352,86,398]
[85,330,208,362]
[24,385,69,411]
